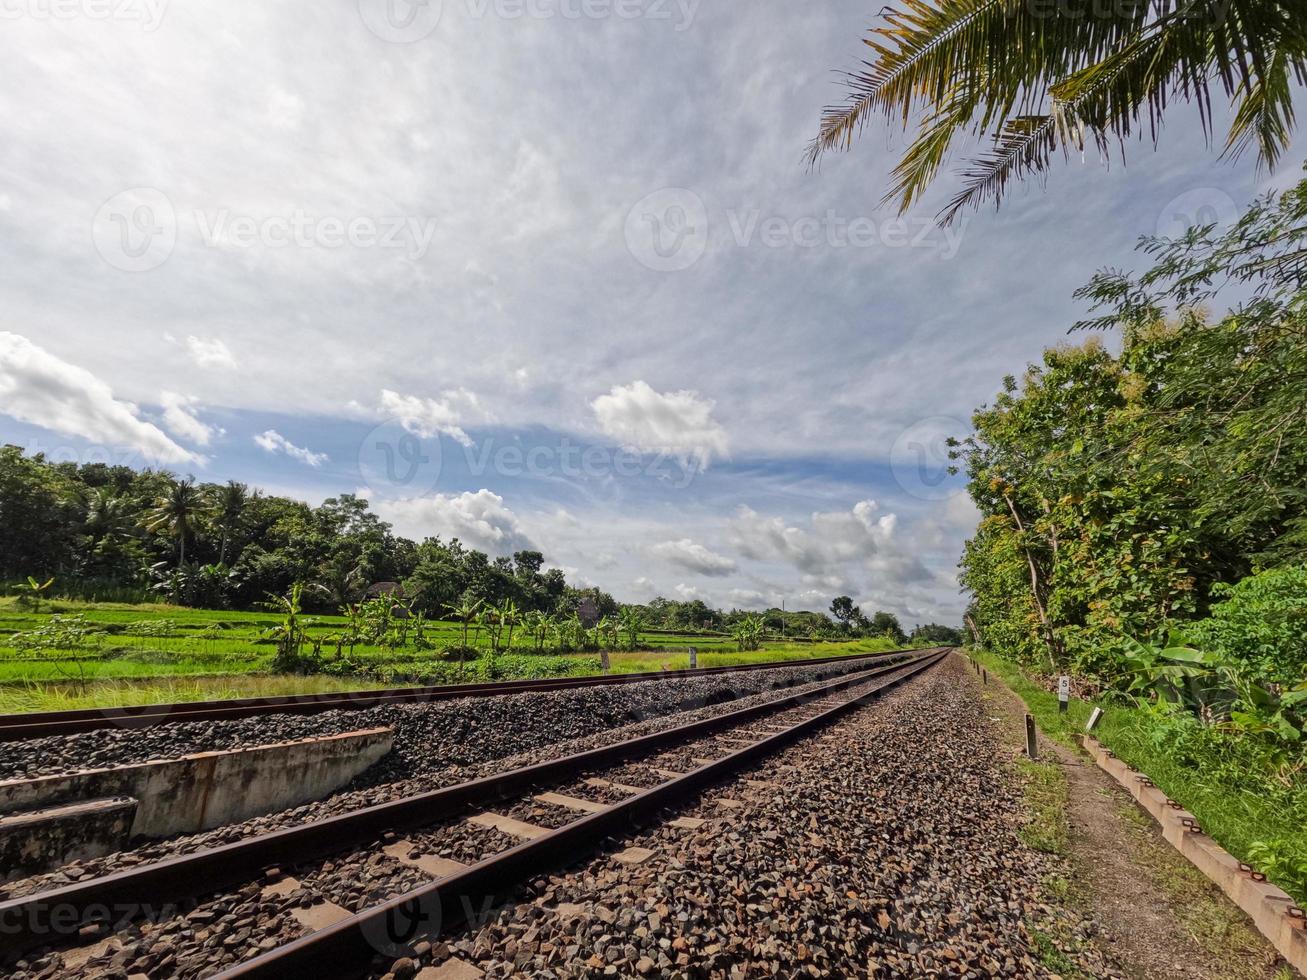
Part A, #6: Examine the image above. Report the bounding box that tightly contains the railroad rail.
[0,649,946,977]
[0,645,930,741]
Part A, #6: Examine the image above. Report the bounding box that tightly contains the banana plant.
[617,606,646,651]
[14,575,55,612]
[498,599,521,653]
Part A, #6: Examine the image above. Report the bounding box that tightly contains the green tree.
[209,480,248,565]
[144,477,213,571]
[809,1,1306,221]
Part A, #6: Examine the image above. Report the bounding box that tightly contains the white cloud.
[375,489,534,555]
[0,332,200,465]
[183,336,238,371]
[592,381,728,468]
[254,429,327,467]
[360,388,487,446]
[650,538,737,577]
[159,391,222,447]
[266,86,304,129]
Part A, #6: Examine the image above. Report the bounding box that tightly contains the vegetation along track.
[0,645,920,741]
[0,650,945,978]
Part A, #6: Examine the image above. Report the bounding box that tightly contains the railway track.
[0,646,923,742]
[0,649,946,979]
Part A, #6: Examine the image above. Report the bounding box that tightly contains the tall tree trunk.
[1004,493,1062,667]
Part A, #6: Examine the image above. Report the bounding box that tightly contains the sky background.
[0,0,1301,625]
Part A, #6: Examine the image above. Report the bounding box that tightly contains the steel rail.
[0,646,929,742]
[217,650,947,979]
[0,650,944,961]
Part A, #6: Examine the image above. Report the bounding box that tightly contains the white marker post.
[1058,675,1070,714]
[688,646,698,669]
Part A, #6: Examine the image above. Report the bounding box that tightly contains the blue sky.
[0,0,1300,624]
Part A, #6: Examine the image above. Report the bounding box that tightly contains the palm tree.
[83,487,135,562]
[808,2,1306,222]
[209,481,247,566]
[144,477,213,570]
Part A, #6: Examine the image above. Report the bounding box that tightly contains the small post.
[982,668,988,685]
[1058,675,1070,714]
[600,649,610,674]
[688,646,698,669]
[1025,713,1038,760]
[1086,706,1103,732]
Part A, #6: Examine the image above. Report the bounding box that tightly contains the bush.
[1190,565,1307,689]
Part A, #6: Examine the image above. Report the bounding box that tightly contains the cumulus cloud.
[353,388,488,446]
[727,588,767,608]
[0,332,200,464]
[160,391,222,447]
[183,336,237,370]
[731,499,908,589]
[254,429,327,467]
[374,489,534,555]
[591,381,728,468]
[650,538,737,577]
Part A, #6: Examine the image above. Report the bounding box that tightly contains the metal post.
[1025,714,1038,760]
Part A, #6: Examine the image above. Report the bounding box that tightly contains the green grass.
[1016,756,1070,856]
[973,647,1307,906]
[0,599,904,713]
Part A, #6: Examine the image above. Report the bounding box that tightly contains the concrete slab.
[583,777,643,795]
[61,936,122,971]
[533,792,608,814]
[260,876,302,899]
[650,768,686,779]
[0,728,393,840]
[715,798,744,809]
[290,900,353,933]
[613,846,657,865]
[668,817,706,830]
[417,959,484,979]
[383,841,468,878]
[467,812,550,840]
[1,796,136,882]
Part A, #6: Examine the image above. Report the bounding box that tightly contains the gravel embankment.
[378,655,1118,978]
[0,656,900,782]
[0,663,902,903]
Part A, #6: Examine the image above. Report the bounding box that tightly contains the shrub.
[1190,565,1307,689]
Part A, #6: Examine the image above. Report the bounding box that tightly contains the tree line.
[0,446,958,643]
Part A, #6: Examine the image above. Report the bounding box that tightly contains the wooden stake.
[1025,713,1038,760]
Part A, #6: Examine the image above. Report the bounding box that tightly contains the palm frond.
[937,114,1058,224]
[1223,49,1301,169]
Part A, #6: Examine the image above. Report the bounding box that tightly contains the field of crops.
[0,599,899,713]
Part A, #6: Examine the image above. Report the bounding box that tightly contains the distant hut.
[576,597,600,628]
[365,581,409,617]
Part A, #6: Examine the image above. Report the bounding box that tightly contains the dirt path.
[970,656,1295,980]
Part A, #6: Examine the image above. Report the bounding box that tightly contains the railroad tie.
[582,776,645,795]
[533,791,609,814]
[467,811,551,840]
[382,841,469,878]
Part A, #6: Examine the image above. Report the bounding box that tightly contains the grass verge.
[971,648,1307,906]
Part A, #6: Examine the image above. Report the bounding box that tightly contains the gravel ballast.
[377,655,1119,978]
